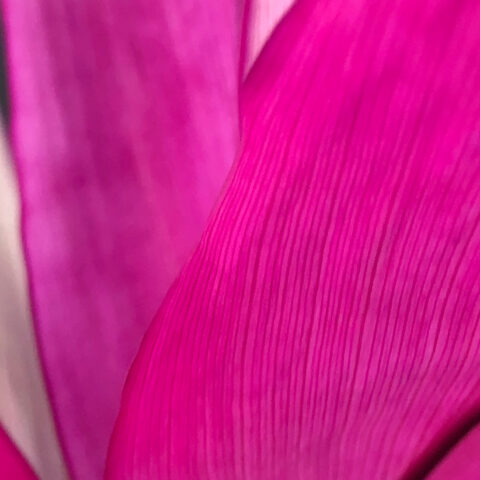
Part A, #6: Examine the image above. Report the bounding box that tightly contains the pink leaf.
[242,0,296,76]
[107,0,480,477]
[0,126,67,479]
[2,0,242,477]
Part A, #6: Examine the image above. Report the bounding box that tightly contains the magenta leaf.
[107,0,480,478]
[2,0,243,477]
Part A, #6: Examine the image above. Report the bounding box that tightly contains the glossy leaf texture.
[107,0,480,478]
